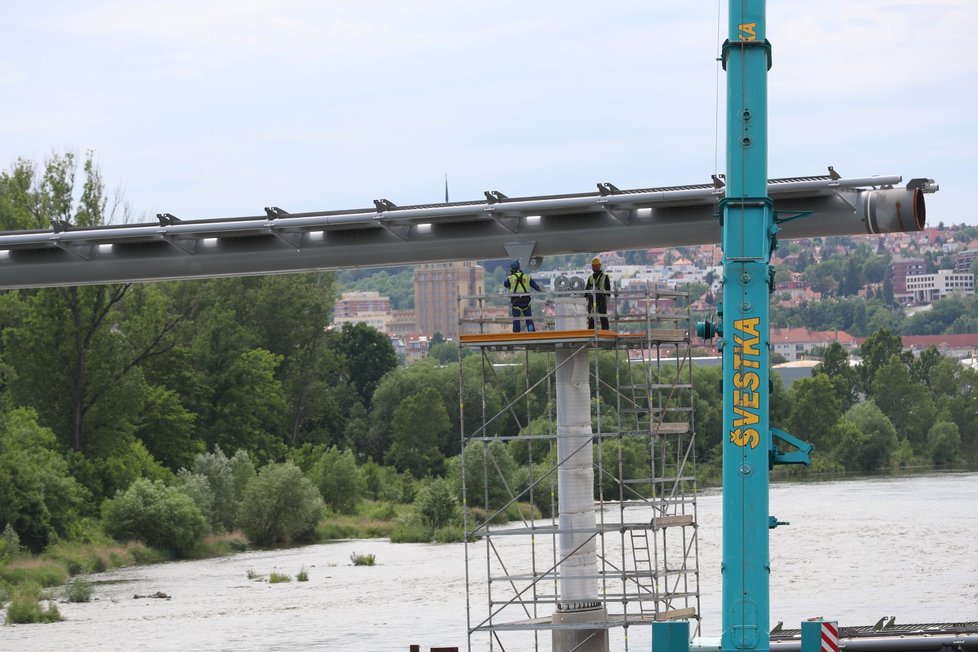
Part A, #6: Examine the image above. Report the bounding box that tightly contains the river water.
[2,472,977,652]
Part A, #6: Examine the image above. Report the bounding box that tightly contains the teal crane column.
[720,1,774,651]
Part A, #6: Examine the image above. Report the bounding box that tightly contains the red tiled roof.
[770,327,856,344]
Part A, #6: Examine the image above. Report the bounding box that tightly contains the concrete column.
[552,298,608,652]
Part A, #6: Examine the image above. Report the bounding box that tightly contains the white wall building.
[905,270,975,304]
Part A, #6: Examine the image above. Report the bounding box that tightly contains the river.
[2,472,976,652]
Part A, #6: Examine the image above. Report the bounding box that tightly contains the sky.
[1,1,976,228]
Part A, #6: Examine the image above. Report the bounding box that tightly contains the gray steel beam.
[0,174,934,289]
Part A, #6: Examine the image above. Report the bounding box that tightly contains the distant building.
[891,257,927,302]
[955,249,978,273]
[388,309,418,338]
[900,334,978,360]
[332,291,391,333]
[414,261,485,339]
[904,270,975,304]
[770,327,857,362]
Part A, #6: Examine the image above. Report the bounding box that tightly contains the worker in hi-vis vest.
[503,259,541,332]
[585,256,611,330]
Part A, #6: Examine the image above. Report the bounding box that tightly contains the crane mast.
[719,2,773,651]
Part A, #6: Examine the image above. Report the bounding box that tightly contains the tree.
[415,478,457,530]
[861,256,889,284]
[814,341,857,407]
[786,375,842,451]
[328,322,398,408]
[202,348,288,463]
[308,446,365,514]
[0,409,87,552]
[871,355,937,453]
[454,440,517,512]
[833,401,899,472]
[386,388,451,477]
[188,447,254,531]
[927,421,961,467]
[840,258,864,296]
[237,462,324,546]
[1,153,193,463]
[101,478,207,557]
[857,329,905,393]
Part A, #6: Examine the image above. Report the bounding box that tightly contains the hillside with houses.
[334,223,978,365]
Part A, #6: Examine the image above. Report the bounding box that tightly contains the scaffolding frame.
[458,283,701,651]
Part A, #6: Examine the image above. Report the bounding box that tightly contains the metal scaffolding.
[458,282,701,651]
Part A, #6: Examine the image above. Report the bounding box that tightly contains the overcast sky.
[1,1,975,229]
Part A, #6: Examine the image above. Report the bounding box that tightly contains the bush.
[65,577,93,602]
[296,567,309,582]
[174,470,215,532]
[237,463,324,546]
[101,478,208,557]
[350,552,375,566]
[4,582,61,624]
[308,447,365,514]
[268,572,291,584]
[415,479,457,530]
[361,461,413,502]
[190,447,256,532]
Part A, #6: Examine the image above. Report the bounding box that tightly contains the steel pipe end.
[864,187,926,234]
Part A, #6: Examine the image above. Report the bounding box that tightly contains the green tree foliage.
[691,366,723,465]
[786,375,842,451]
[833,401,899,472]
[386,387,452,477]
[814,341,858,407]
[595,438,652,500]
[858,329,906,393]
[0,409,86,552]
[237,462,324,546]
[0,153,194,501]
[870,355,937,453]
[101,478,207,557]
[136,385,200,471]
[203,348,288,462]
[428,341,460,364]
[455,440,517,512]
[902,296,972,335]
[174,470,215,532]
[414,478,457,530]
[927,421,961,467]
[308,446,365,514]
[328,322,398,408]
[360,461,415,503]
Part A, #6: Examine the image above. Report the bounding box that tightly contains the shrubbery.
[101,478,208,557]
[4,581,61,624]
[308,446,364,514]
[415,479,456,530]
[237,462,324,546]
